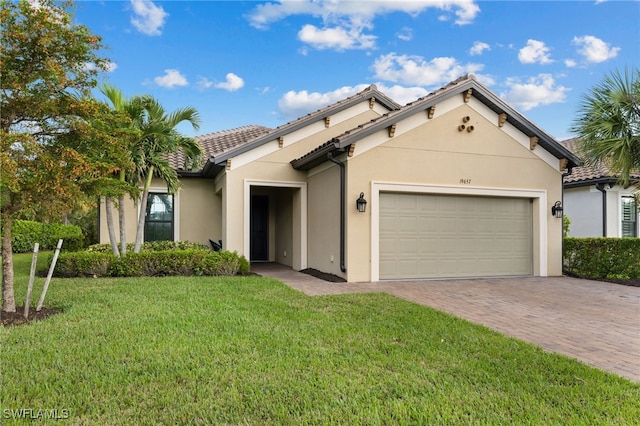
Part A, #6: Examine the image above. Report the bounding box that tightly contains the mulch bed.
[594,278,640,287]
[1,307,62,327]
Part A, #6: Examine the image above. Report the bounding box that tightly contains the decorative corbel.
[225,159,231,171]
[463,89,473,103]
[498,113,507,127]
[278,136,284,148]
[369,97,375,109]
[559,158,568,171]
[530,136,539,150]
[388,124,397,138]
[427,106,435,119]
[348,144,356,157]
[324,116,330,128]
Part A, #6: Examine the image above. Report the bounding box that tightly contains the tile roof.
[559,138,640,185]
[168,125,271,170]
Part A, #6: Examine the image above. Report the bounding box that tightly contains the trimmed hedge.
[563,237,640,280]
[86,241,209,253]
[12,220,85,253]
[52,249,250,278]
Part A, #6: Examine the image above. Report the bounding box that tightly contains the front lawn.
[1,254,638,424]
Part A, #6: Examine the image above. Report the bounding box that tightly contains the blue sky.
[74,0,639,140]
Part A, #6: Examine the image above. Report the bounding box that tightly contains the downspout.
[595,182,607,237]
[327,152,347,273]
[561,167,573,272]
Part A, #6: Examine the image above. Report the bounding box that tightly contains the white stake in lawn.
[36,239,63,312]
[23,243,39,319]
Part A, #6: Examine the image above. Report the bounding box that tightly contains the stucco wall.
[564,184,638,237]
[178,178,221,246]
[344,103,565,282]
[306,164,343,277]
[564,187,604,237]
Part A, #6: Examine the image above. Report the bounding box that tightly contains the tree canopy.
[0,0,125,312]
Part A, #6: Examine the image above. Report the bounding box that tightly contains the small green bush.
[12,220,84,253]
[564,237,640,280]
[51,249,249,278]
[110,250,208,277]
[55,252,116,278]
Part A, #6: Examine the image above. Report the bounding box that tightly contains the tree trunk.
[118,194,127,255]
[104,197,120,257]
[1,214,16,313]
[133,190,149,253]
[133,169,154,253]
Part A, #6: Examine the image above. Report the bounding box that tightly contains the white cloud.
[397,27,413,42]
[130,0,168,36]
[153,69,188,88]
[277,83,430,119]
[196,77,214,90]
[247,1,480,51]
[469,41,490,56]
[298,24,376,50]
[564,58,577,68]
[214,73,245,92]
[372,53,483,87]
[518,39,553,64]
[572,35,620,63]
[500,74,569,111]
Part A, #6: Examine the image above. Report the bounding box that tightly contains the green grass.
[2,253,639,425]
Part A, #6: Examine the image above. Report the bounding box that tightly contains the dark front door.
[250,195,269,261]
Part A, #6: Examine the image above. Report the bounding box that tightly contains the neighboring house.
[560,138,639,238]
[99,74,579,282]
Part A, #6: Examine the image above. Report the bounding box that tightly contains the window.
[621,196,637,237]
[144,193,174,241]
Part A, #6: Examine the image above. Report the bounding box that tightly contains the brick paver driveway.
[252,263,640,382]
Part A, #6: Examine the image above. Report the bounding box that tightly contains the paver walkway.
[251,263,640,382]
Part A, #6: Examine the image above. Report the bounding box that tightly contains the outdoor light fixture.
[356,192,367,213]
[551,201,563,218]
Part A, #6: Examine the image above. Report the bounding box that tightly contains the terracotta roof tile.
[167,125,272,170]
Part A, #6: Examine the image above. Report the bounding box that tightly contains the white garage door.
[380,193,533,279]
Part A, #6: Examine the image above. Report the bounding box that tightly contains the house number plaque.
[459,178,472,184]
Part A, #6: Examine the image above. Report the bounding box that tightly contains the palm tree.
[570,68,640,187]
[132,97,202,252]
[99,84,144,256]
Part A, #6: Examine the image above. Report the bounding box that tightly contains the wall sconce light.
[551,201,563,218]
[356,192,367,213]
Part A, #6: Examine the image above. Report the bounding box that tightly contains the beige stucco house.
[100,74,580,282]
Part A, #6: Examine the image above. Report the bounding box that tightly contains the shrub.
[564,237,640,280]
[50,249,249,278]
[86,241,209,253]
[12,220,84,253]
[55,252,116,278]
[109,250,208,277]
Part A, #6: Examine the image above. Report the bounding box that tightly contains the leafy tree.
[570,68,640,187]
[0,0,123,312]
[132,98,202,252]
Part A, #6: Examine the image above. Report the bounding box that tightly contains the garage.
[379,193,533,279]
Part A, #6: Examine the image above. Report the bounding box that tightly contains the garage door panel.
[380,193,533,279]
